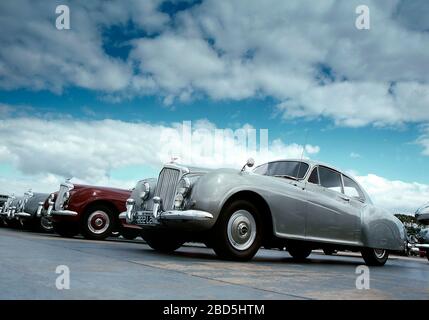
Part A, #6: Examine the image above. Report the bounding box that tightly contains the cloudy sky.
[0,0,428,213]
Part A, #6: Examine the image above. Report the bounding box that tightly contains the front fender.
[189,170,274,228]
[361,205,405,251]
[67,188,130,219]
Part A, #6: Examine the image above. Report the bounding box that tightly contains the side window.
[308,167,319,184]
[318,166,342,193]
[343,175,365,200]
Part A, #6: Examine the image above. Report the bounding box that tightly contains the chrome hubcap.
[41,217,53,231]
[88,211,110,235]
[374,249,386,259]
[227,210,256,251]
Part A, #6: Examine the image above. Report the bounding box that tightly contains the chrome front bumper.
[48,210,78,217]
[14,211,32,218]
[122,209,213,224]
[42,199,77,217]
[122,197,213,225]
[414,244,429,249]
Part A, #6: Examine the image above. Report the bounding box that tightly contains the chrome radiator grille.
[154,168,180,210]
[55,185,69,210]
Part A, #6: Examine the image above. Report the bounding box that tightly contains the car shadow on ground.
[135,245,366,267]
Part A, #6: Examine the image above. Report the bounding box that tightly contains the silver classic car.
[122,159,405,266]
[0,193,10,226]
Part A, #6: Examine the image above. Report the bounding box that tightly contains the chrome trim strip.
[36,202,44,217]
[51,210,78,216]
[415,244,429,249]
[159,210,213,221]
[15,212,32,218]
[125,198,135,222]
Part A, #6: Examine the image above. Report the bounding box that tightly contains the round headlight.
[177,177,191,196]
[139,181,150,200]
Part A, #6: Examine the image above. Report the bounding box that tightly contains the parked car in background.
[122,159,405,266]
[416,227,429,262]
[414,205,429,262]
[0,194,8,209]
[416,203,429,225]
[1,194,25,228]
[0,193,10,226]
[13,190,53,232]
[43,180,140,240]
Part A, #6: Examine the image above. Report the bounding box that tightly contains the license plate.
[135,212,155,225]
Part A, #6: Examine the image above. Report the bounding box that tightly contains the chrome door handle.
[340,196,350,202]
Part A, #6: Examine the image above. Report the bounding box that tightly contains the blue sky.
[0,0,428,212]
[0,87,425,183]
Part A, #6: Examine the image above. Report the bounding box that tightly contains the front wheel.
[81,205,115,240]
[361,248,389,266]
[142,231,183,253]
[40,217,53,232]
[210,200,263,261]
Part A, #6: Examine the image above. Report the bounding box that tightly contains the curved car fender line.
[217,186,270,214]
[208,185,275,235]
[360,205,405,251]
[191,170,304,233]
[67,188,131,218]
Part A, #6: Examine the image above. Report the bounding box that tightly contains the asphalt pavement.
[0,227,428,300]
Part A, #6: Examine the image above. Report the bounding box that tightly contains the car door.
[305,166,360,244]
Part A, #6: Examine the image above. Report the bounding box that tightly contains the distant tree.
[394,214,416,224]
[395,214,424,236]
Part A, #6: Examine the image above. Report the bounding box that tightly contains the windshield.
[253,161,309,179]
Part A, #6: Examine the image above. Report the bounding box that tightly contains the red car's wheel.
[81,204,115,240]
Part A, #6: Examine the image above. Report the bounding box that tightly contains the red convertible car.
[42,180,141,240]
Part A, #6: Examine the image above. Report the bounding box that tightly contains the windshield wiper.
[273,175,299,181]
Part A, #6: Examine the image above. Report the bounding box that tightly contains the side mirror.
[241,158,255,172]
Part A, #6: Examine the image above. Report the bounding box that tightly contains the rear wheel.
[361,248,389,266]
[288,244,312,260]
[53,222,79,238]
[142,231,183,253]
[81,205,115,240]
[211,200,263,261]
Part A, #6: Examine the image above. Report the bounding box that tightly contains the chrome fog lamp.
[126,198,135,221]
[139,182,150,200]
